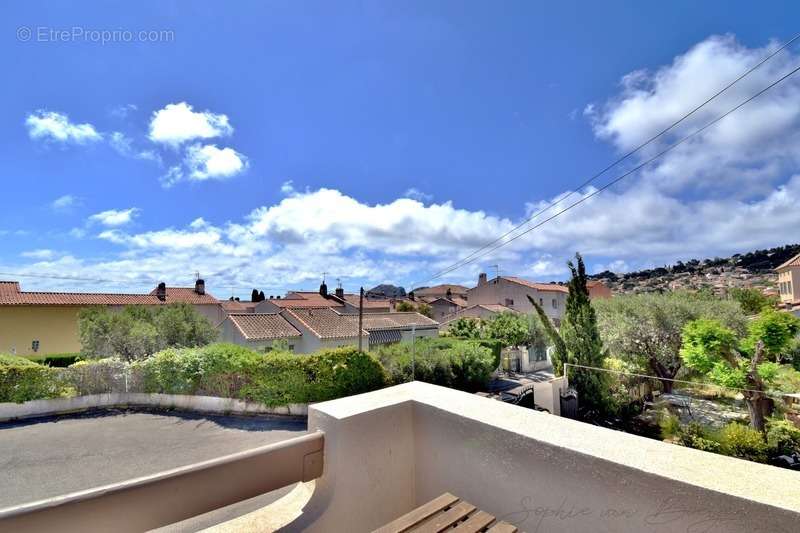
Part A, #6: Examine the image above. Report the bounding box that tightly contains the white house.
[467,274,568,326]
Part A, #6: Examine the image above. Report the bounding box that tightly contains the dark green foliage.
[374,337,495,392]
[136,344,387,406]
[251,289,259,302]
[0,355,65,403]
[483,312,530,348]
[728,287,777,315]
[766,420,800,456]
[26,353,81,367]
[678,422,721,453]
[560,253,612,414]
[446,317,482,339]
[527,295,567,375]
[395,301,415,312]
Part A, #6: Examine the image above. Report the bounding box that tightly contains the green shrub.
[27,353,81,367]
[67,358,129,395]
[715,423,768,463]
[0,356,66,403]
[678,422,721,453]
[766,419,800,456]
[374,338,494,392]
[659,413,681,440]
[136,343,386,406]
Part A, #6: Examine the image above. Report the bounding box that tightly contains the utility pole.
[411,324,416,381]
[358,287,364,352]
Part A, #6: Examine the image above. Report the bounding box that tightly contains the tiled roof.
[227,313,301,340]
[0,281,220,306]
[777,252,800,271]
[413,284,469,297]
[361,312,439,331]
[148,287,220,304]
[427,297,468,308]
[440,304,516,324]
[221,300,257,313]
[282,307,366,339]
[267,293,345,308]
[341,294,392,310]
[501,277,568,293]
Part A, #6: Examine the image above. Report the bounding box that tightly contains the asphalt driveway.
[0,408,307,531]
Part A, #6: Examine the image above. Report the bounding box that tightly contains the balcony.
[3,381,800,532]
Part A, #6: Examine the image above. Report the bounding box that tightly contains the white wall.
[468,278,566,322]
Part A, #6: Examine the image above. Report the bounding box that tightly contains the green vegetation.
[373,337,496,392]
[78,303,217,361]
[445,317,482,339]
[594,291,746,393]
[395,301,415,312]
[728,287,777,315]
[680,310,800,431]
[0,354,64,403]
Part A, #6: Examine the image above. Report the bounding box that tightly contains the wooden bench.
[373,493,519,533]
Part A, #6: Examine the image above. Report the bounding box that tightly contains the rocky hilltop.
[589,244,800,295]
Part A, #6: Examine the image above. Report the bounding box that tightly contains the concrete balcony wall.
[290,382,800,533]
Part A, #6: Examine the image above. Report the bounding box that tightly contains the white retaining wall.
[0,394,307,422]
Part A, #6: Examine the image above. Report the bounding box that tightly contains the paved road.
[0,409,307,531]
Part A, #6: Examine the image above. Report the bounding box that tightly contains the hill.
[589,243,800,295]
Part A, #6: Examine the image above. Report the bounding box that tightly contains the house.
[220,313,302,351]
[777,252,800,316]
[440,303,516,325]
[412,284,468,301]
[221,305,439,354]
[425,297,468,322]
[0,279,224,356]
[587,280,612,299]
[467,273,568,326]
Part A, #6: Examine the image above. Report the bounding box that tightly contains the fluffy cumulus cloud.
[88,208,139,227]
[25,111,101,144]
[12,35,800,292]
[148,102,233,147]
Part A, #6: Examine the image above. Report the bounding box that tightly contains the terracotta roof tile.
[0,281,220,306]
[148,287,220,304]
[361,312,439,331]
[282,307,365,339]
[227,313,301,340]
[501,276,569,293]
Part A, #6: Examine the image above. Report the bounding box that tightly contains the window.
[552,298,558,309]
[31,340,40,352]
[504,298,514,307]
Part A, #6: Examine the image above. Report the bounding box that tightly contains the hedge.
[135,343,387,406]
[0,354,66,403]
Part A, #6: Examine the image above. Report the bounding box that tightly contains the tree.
[527,295,567,375]
[78,303,217,361]
[258,290,266,302]
[680,318,777,432]
[594,292,746,393]
[251,289,259,302]
[446,317,482,339]
[417,302,433,319]
[483,312,530,348]
[559,253,610,415]
[728,287,776,315]
[395,301,415,312]
[740,309,800,363]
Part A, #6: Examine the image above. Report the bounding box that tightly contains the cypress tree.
[251,289,259,302]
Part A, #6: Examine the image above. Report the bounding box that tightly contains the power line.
[421,60,800,284]
[414,33,800,286]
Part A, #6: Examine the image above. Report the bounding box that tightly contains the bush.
[374,338,494,392]
[136,343,386,406]
[678,422,721,453]
[0,356,66,403]
[766,419,800,456]
[27,353,81,367]
[67,358,130,395]
[715,423,769,463]
[659,413,681,440]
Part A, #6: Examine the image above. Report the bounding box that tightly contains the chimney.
[319,281,328,297]
[195,278,205,295]
[335,287,344,299]
[155,282,167,301]
[478,273,487,285]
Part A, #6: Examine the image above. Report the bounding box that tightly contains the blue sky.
[2,1,800,297]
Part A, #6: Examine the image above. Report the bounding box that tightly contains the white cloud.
[89,208,139,227]
[25,111,101,144]
[185,143,247,181]
[109,132,161,163]
[109,104,137,119]
[51,194,80,211]
[148,102,233,146]
[403,188,433,203]
[280,180,296,195]
[21,249,55,260]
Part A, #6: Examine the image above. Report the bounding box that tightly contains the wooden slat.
[486,522,518,533]
[372,493,459,533]
[411,501,476,533]
[451,510,496,532]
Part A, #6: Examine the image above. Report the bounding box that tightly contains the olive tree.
[594,292,746,393]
